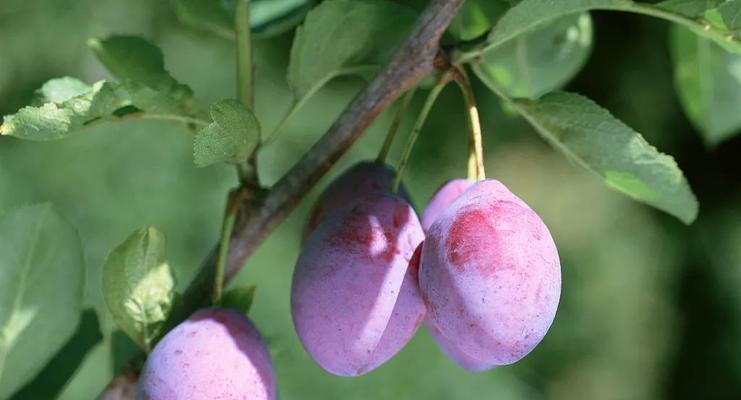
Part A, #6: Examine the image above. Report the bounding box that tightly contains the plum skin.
[302,161,410,242]
[136,308,276,400]
[421,178,475,232]
[420,179,560,370]
[292,192,426,376]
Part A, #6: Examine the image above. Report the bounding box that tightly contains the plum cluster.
[293,163,561,375]
[136,162,562,399]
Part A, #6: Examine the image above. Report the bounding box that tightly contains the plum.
[420,179,560,371]
[137,308,276,400]
[421,178,475,232]
[302,161,409,242]
[292,192,425,376]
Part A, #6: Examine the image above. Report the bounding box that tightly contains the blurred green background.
[1,0,740,399]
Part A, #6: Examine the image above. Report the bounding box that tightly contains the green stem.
[130,113,210,127]
[452,67,485,181]
[390,75,452,193]
[236,0,253,112]
[453,3,741,64]
[235,0,259,185]
[212,192,241,305]
[77,112,210,132]
[377,87,417,164]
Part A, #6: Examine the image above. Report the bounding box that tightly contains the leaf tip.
[681,199,700,225]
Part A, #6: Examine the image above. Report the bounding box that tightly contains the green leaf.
[473,13,592,99]
[671,25,741,145]
[9,309,102,400]
[449,0,510,41]
[88,35,193,115]
[486,0,631,49]
[221,285,256,315]
[173,0,314,39]
[0,203,85,398]
[102,227,176,352]
[657,0,741,52]
[1,80,128,141]
[483,0,741,55]
[193,99,261,167]
[287,0,416,99]
[511,92,698,224]
[656,0,725,18]
[708,0,741,32]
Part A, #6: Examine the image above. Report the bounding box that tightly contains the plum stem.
[377,87,418,164]
[453,66,486,181]
[391,73,452,193]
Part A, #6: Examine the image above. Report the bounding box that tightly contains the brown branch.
[98,0,463,398]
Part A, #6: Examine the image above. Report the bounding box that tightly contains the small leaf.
[173,0,314,39]
[1,80,128,141]
[221,286,257,315]
[88,35,193,114]
[9,309,102,400]
[287,0,416,99]
[511,92,698,224]
[102,227,176,352]
[474,13,592,99]
[0,203,85,398]
[670,25,741,145]
[193,99,260,167]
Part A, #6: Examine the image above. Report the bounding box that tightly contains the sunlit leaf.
[511,92,699,223]
[102,227,176,352]
[193,99,261,167]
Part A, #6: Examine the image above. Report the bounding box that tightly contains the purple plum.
[302,161,409,242]
[137,308,276,400]
[420,179,560,371]
[292,192,425,376]
[421,178,475,232]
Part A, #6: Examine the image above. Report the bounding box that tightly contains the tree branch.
[99,0,463,398]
